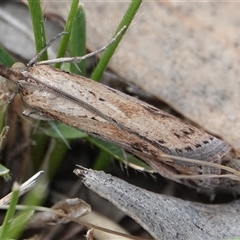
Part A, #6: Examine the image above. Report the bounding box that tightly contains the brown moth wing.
[0,64,230,189]
[26,65,229,160]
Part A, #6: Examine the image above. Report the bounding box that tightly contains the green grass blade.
[46,139,68,178]
[0,45,14,67]
[55,0,79,69]
[0,182,20,239]
[45,123,88,139]
[22,176,47,208]
[93,149,112,170]
[91,0,142,81]
[69,5,86,75]
[31,130,50,171]
[27,0,48,61]
[89,138,153,172]
[8,210,34,239]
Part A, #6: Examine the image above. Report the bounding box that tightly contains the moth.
[0,31,230,191]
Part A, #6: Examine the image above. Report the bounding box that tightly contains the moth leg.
[0,91,17,105]
[23,108,54,121]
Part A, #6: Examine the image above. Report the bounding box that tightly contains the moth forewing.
[0,61,230,190]
[12,65,230,187]
[29,65,229,157]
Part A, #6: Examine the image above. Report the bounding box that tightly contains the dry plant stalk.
[0,32,233,192]
[0,171,44,205]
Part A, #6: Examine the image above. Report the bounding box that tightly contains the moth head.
[11,62,27,71]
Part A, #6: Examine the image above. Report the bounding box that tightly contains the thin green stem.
[27,0,48,61]
[69,5,86,75]
[0,45,14,67]
[0,183,20,239]
[91,0,142,81]
[55,0,79,69]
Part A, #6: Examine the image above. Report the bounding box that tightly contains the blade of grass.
[45,123,88,139]
[45,139,68,179]
[22,174,47,208]
[0,182,20,239]
[89,138,153,172]
[27,0,48,61]
[69,5,86,75]
[10,175,47,238]
[55,0,79,69]
[8,210,34,239]
[31,129,50,171]
[0,45,14,67]
[91,0,142,81]
[92,149,112,170]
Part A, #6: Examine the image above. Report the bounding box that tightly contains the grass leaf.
[91,0,142,81]
[0,45,14,67]
[69,5,86,75]
[27,0,48,61]
[55,0,79,69]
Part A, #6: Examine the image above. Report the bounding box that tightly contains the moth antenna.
[27,32,68,67]
[34,26,127,66]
